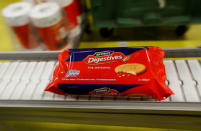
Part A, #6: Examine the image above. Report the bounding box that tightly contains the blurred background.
[1,0,201,52]
[0,0,201,130]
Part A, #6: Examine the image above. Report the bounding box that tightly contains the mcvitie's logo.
[84,51,126,64]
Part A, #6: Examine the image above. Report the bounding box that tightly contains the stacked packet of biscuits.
[46,46,174,100]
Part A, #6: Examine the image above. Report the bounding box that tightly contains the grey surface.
[0,48,200,60]
[0,100,201,112]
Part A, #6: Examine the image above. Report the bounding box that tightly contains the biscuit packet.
[45,47,174,100]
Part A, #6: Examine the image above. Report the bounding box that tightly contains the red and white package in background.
[2,2,40,49]
[46,47,174,101]
[47,0,82,27]
[30,2,70,50]
[46,0,82,39]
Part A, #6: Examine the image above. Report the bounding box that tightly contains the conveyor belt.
[0,48,201,112]
[1,48,201,130]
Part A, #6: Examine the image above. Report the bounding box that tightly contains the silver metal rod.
[0,100,201,112]
[0,48,200,60]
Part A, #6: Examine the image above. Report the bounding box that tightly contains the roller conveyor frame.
[0,48,201,130]
[0,48,201,108]
[0,47,201,60]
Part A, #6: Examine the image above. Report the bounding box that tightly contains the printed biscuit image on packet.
[45,47,174,101]
[115,63,147,76]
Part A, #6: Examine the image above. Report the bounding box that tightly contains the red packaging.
[63,0,79,27]
[47,0,80,29]
[30,3,70,50]
[2,2,40,49]
[46,47,173,100]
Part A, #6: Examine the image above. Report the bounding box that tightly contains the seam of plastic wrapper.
[45,47,174,100]
[45,49,69,95]
[148,47,174,100]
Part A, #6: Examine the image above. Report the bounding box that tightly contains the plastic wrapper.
[46,47,174,101]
